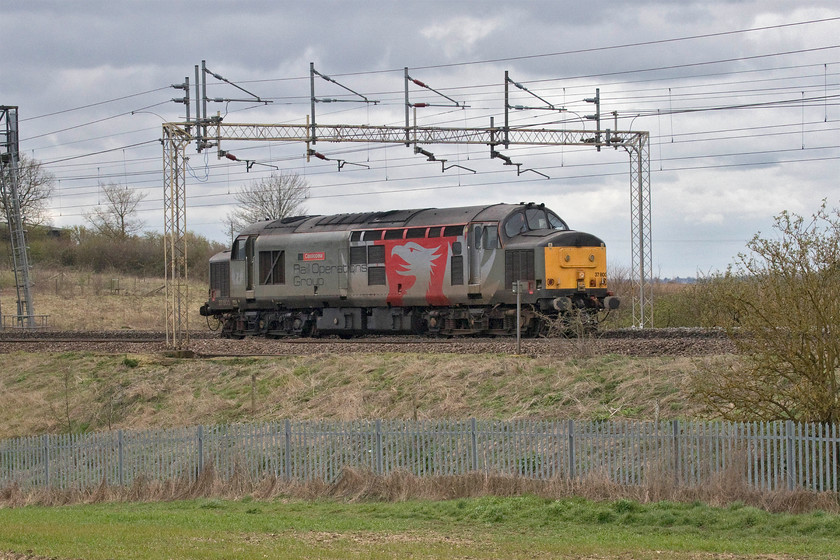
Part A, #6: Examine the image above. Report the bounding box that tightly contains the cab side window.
[547,211,568,230]
[483,227,499,249]
[232,238,247,260]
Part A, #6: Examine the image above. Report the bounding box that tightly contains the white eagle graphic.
[390,242,447,298]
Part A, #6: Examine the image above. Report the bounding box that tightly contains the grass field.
[0,495,837,559]
[0,267,212,331]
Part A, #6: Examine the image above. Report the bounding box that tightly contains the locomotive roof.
[244,203,533,235]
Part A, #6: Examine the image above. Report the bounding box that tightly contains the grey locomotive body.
[201,202,618,337]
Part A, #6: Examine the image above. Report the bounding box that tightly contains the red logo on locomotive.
[302,252,326,261]
[378,238,454,306]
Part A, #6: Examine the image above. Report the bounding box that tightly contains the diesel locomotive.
[200,202,619,337]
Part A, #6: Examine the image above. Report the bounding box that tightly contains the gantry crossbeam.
[204,122,617,147]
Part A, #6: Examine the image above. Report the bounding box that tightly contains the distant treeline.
[0,223,226,278]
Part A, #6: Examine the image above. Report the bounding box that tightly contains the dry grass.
[1,266,206,331]
[0,352,718,438]
[1,464,837,514]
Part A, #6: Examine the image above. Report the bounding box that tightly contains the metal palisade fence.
[1,419,838,493]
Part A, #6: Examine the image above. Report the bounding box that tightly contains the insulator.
[412,78,428,88]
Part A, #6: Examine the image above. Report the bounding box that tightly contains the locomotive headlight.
[577,271,585,280]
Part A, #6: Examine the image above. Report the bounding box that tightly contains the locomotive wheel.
[265,320,281,339]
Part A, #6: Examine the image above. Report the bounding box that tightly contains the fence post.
[118,430,124,487]
[284,419,291,480]
[786,420,795,491]
[470,418,478,472]
[42,434,49,488]
[375,419,384,475]
[568,419,575,479]
[197,425,204,475]
[672,419,680,486]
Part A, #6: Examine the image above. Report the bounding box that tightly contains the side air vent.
[505,250,535,290]
[210,261,231,297]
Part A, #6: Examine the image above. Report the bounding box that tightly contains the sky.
[2,0,838,278]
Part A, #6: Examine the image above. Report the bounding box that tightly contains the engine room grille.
[210,261,231,297]
[505,250,535,290]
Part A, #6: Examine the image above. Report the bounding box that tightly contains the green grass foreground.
[0,496,837,559]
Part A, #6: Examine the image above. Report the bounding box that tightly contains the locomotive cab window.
[547,210,568,230]
[526,208,549,230]
[505,210,568,238]
[504,212,527,238]
[525,208,568,231]
[483,226,499,249]
[232,238,247,260]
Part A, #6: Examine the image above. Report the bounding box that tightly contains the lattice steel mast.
[0,106,36,329]
[162,124,191,348]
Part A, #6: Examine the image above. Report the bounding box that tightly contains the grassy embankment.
[0,267,725,438]
[0,351,715,439]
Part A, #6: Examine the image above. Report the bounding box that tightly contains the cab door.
[244,235,256,300]
[229,237,247,299]
[468,224,484,285]
[468,223,498,286]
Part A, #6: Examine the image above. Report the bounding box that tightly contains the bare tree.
[689,201,840,424]
[0,153,55,226]
[84,183,147,239]
[224,172,309,239]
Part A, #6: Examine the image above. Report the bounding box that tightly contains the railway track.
[0,328,734,357]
